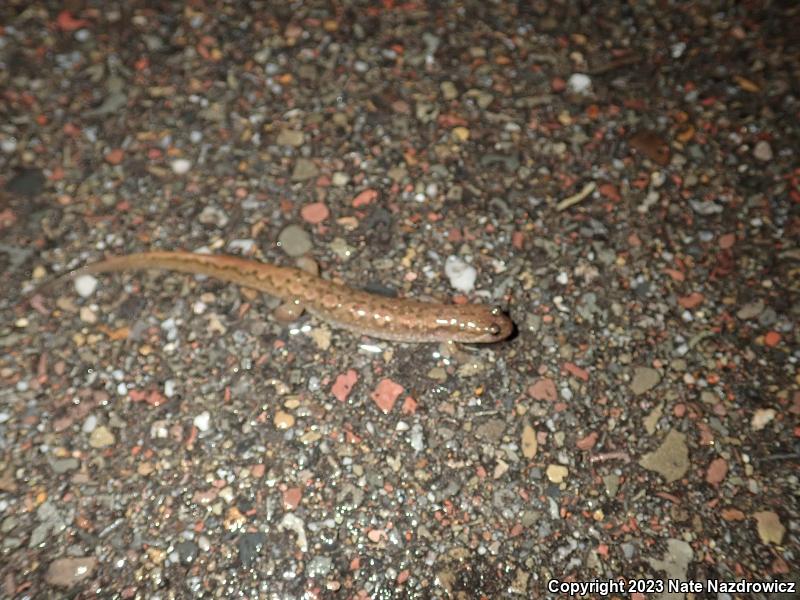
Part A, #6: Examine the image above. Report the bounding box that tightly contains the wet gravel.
[1,1,798,598]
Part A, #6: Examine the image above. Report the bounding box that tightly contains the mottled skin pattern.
[71,252,514,343]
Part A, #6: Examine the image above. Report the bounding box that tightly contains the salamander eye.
[488,323,501,336]
[490,306,502,316]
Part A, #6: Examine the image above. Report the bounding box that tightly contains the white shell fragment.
[445,255,477,293]
[74,274,98,298]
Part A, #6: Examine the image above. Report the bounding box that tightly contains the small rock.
[753,510,785,544]
[639,429,689,482]
[475,418,506,442]
[751,408,776,431]
[631,367,661,395]
[705,457,727,484]
[753,140,773,162]
[451,126,470,142]
[79,306,97,324]
[193,411,211,432]
[521,423,537,459]
[45,557,97,587]
[283,486,302,510]
[566,73,592,94]
[736,299,764,320]
[444,256,477,293]
[104,149,124,165]
[331,172,349,186]
[441,81,458,100]
[50,458,80,474]
[274,411,295,429]
[300,202,329,224]
[546,464,568,483]
[276,129,304,146]
[331,369,358,402]
[238,531,267,568]
[74,275,98,298]
[291,158,318,181]
[647,538,693,582]
[89,426,115,448]
[171,158,192,174]
[307,556,332,578]
[371,378,404,413]
[174,540,199,564]
[278,225,312,257]
[198,205,229,227]
[689,199,723,215]
[528,378,557,402]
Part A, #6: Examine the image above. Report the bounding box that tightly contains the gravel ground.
[1,1,798,598]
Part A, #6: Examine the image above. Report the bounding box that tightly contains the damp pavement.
[0,1,798,598]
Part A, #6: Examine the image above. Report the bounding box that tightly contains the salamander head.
[452,306,515,343]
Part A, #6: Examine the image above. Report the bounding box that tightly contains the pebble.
[291,158,318,181]
[546,464,568,483]
[371,378,404,413]
[74,275,98,298]
[689,199,723,215]
[566,73,592,94]
[750,408,775,431]
[193,411,211,432]
[441,81,458,100]
[300,202,329,224]
[89,426,115,448]
[736,299,764,320]
[444,256,477,293]
[647,538,693,581]
[82,414,98,433]
[753,140,773,161]
[198,205,229,227]
[49,457,79,474]
[753,510,785,544]
[276,129,304,146]
[45,557,97,587]
[274,410,295,429]
[307,556,332,577]
[639,429,689,482]
[79,306,97,324]
[631,367,661,395]
[277,224,312,257]
[521,423,538,459]
[170,158,192,174]
[332,172,349,186]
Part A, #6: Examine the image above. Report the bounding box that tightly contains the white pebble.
[567,73,592,95]
[74,274,98,298]
[227,238,255,253]
[444,255,477,293]
[753,140,773,162]
[193,411,211,432]
[79,306,97,324]
[556,271,569,285]
[671,42,686,58]
[164,379,177,398]
[1,137,17,153]
[171,158,192,174]
[82,414,98,433]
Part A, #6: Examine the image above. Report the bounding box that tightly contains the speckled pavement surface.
[1,1,798,598]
